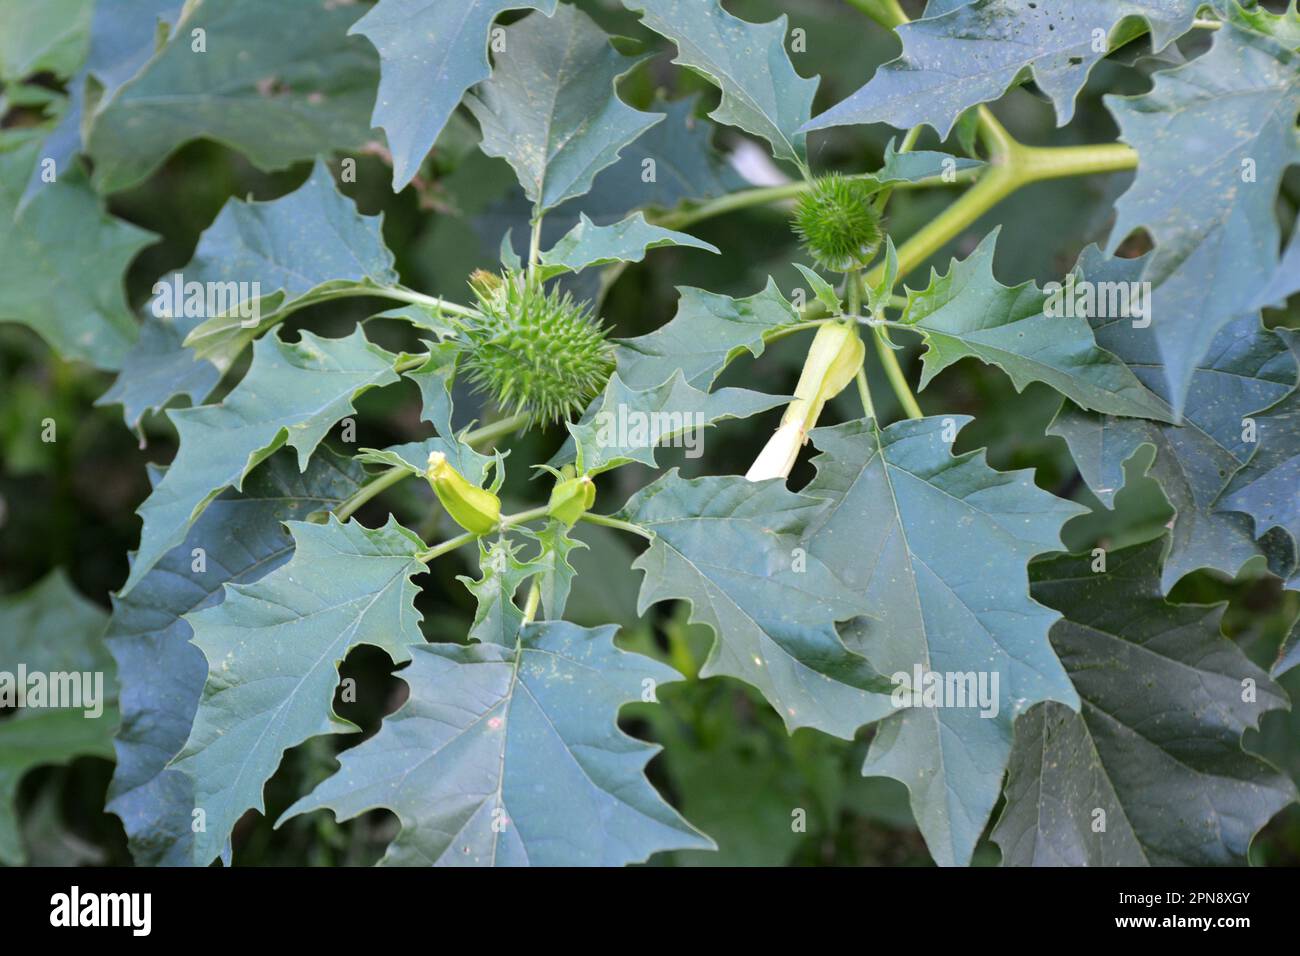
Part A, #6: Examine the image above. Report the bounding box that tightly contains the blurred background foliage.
[1,0,1297,866]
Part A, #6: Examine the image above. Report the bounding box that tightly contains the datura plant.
[1,0,1298,873]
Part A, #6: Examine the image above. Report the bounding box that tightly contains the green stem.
[578,512,653,540]
[377,286,481,320]
[873,328,923,419]
[655,169,974,232]
[334,465,410,522]
[332,413,531,522]
[413,505,550,564]
[854,365,876,421]
[765,316,835,344]
[527,215,544,287]
[867,108,1136,292]
[415,530,477,564]
[845,268,862,318]
[464,412,531,447]
[522,579,541,623]
[501,505,550,529]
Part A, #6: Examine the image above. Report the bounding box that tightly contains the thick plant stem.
[854,367,876,421]
[415,530,477,564]
[867,108,1136,292]
[527,215,544,287]
[378,286,481,320]
[844,273,877,418]
[465,412,531,447]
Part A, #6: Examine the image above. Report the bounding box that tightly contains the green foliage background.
[1,0,1297,866]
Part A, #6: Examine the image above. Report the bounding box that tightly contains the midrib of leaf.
[488,644,523,867]
[1033,704,1151,865]
[513,645,654,850]
[533,17,585,208]
[1047,603,1273,857]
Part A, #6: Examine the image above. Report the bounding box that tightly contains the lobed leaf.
[1104,8,1300,416]
[173,516,427,865]
[801,416,1087,866]
[284,622,712,866]
[805,0,1202,135]
[613,279,802,390]
[123,328,401,595]
[618,471,896,740]
[994,539,1296,865]
[105,451,364,866]
[1049,248,1299,591]
[0,132,155,369]
[566,370,787,475]
[86,0,380,194]
[466,4,661,214]
[349,0,559,191]
[103,160,396,427]
[897,230,1174,421]
[0,571,115,866]
[537,212,718,281]
[621,0,818,166]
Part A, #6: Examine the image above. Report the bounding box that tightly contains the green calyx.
[547,475,596,527]
[426,451,501,535]
[792,173,884,273]
[457,269,614,426]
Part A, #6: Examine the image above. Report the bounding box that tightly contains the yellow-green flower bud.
[547,475,596,527]
[426,451,501,535]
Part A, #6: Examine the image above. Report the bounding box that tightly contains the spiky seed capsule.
[458,270,614,426]
[792,173,884,273]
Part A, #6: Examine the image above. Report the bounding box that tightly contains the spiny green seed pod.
[426,451,501,535]
[792,173,884,273]
[547,475,596,527]
[458,270,614,426]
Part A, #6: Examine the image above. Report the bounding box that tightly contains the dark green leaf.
[994,540,1296,865]
[105,451,364,866]
[621,0,817,167]
[0,571,114,865]
[86,0,379,193]
[805,0,1201,135]
[1104,9,1300,416]
[123,328,401,594]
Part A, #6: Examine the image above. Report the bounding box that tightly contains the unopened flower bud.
[746,322,865,483]
[547,475,596,527]
[426,451,501,535]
